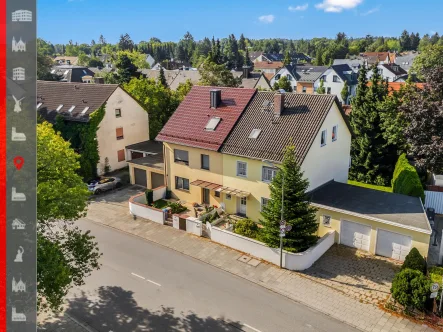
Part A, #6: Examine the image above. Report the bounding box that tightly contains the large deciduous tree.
[198,57,241,87]
[260,143,318,253]
[349,65,398,186]
[400,67,443,173]
[37,122,101,312]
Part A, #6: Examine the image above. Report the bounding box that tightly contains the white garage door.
[340,220,371,251]
[376,229,411,261]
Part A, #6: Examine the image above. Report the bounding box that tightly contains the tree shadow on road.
[41,286,241,332]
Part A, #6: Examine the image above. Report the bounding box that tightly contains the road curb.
[65,313,99,332]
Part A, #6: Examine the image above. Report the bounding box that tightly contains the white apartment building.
[12,67,25,81]
[12,10,32,22]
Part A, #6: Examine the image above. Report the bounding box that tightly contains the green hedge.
[347,180,393,193]
[391,268,430,310]
[392,154,425,201]
[234,218,260,239]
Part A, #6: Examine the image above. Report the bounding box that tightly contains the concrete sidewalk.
[83,197,434,332]
[38,310,97,332]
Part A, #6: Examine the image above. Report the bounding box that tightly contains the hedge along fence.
[392,154,425,202]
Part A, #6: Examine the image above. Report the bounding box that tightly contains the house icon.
[11,307,26,322]
[12,218,25,230]
[12,277,26,292]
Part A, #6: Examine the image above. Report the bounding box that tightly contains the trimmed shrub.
[233,219,260,239]
[401,247,427,274]
[391,268,430,310]
[429,266,443,284]
[168,202,187,214]
[392,154,425,201]
[145,189,153,206]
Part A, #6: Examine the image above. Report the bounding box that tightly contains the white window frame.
[115,108,122,118]
[175,176,190,191]
[333,75,339,83]
[236,161,247,177]
[332,125,338,142]
[322,215,331,227]
[321,129,327,147]
[262,166,277,182]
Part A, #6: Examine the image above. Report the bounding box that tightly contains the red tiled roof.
[156,86,256,151]
[263,72,275,82]
[254,61,284,69]
[387,82,425,93]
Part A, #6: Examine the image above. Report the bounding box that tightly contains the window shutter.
[116,127,124,139]
[117,149,125,162]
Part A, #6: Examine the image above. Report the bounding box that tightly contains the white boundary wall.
[208,225,335,271]
[425,191,443,214]
[153,186,166,201]
[186,217,202,236]
[129,194,165,224]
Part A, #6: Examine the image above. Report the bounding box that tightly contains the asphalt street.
[65,218,360,332]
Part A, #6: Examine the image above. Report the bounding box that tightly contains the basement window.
[205,117,221,131]
[249,129,262,139]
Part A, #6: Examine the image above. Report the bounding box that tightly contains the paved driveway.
[90,184,145,206]
[301,244,401,305]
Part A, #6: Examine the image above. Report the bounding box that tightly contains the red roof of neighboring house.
[156,86,256,151]
[263,72,275,82]
[387,82,425,93]
[254,61,284,69]
[362,52,392,63]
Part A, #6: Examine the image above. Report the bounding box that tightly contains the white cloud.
[258,15,275,23]
[289,4,309,11]
[315,0,363,13]
[361,6,380,16]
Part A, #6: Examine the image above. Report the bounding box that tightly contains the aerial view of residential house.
[158,87,431,261]
[37,81,150,175]
[361,52,395,65]
[332,58,364,73]
[156,86,257,207]
[367,63,408,82]
[317,64,358,104]
[249,51,311,63]
[395,51,419,72]
[253,61,284,75]
[51,65,96,83]
[270,64,328,93]
[54,56,79,66]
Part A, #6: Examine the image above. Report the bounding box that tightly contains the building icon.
[12,277,26,292]
[12,37,26,52]
[12,67,25,81]
[12,218,25,230]
[11,307,26,322]
[12,10,32,22]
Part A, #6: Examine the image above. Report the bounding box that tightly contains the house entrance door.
[202,188,210,204]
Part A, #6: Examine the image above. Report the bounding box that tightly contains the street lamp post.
[263,160,285,268]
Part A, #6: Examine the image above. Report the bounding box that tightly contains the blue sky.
[38,0,443,44]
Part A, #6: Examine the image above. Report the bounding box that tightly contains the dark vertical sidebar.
[6,0,36,331]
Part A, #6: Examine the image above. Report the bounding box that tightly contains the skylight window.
[205,117,221,131]
[67,105,76,113]
[36,103,42,110]
[249,129,262,139]
[56,104,63,111]
[81,107,89,114]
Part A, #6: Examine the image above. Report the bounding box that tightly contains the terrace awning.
[190,180,250,198]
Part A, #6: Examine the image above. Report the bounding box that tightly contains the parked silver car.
[88,177,122,194]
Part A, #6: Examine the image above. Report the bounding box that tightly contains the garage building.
[310,181,432,261]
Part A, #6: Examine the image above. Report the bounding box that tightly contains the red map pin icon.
[13,156,24,170]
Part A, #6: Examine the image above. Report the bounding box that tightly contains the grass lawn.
[152,199,168,209]
[348,180,393,193]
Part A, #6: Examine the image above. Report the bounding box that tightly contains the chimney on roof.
[94,77,104,84]
[210,89,222,109]
[242,66,251,79]
[274,91,285,117]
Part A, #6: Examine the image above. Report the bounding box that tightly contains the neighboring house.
[395,52,419,73]
[361,52,395,65]
[146,54,156,68]
[54,56,79,66]
[156,86,257,208]
[253,61,284,75]
[140,69,179,87]
[157,87,431,260]
[169,70,201,90]
[311,181,431,261]
[332,59,364,73]
[367,63,408,82]
[386,82,425,95]
[317,64,358,104]
[37,81,150,175]
[270,64,328,93]
[250,52,311,63]
[126,141,165,189]
[239,71,272,90]
[51,65,96,83]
